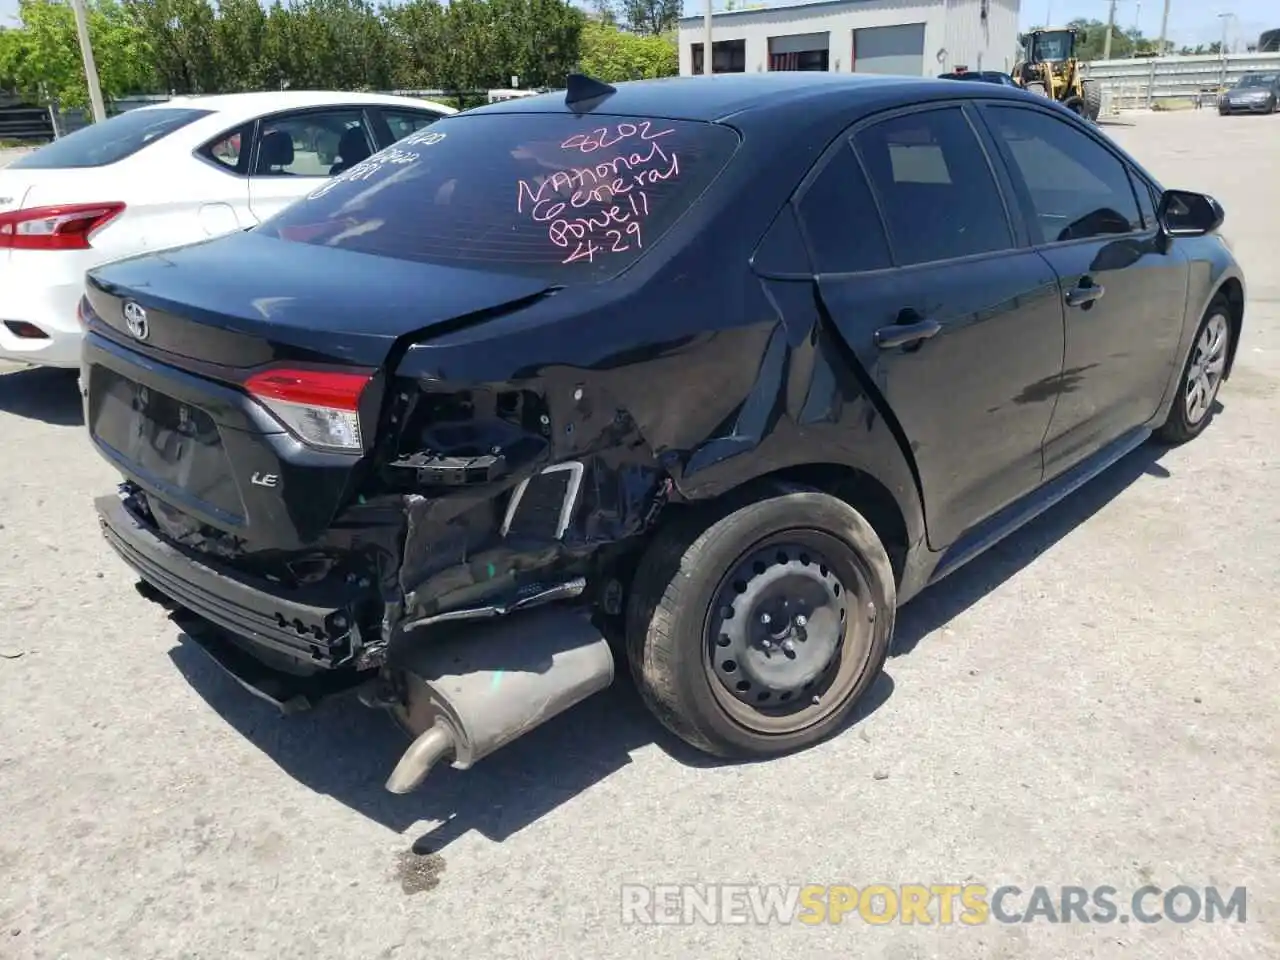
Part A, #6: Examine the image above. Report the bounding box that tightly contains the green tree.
[3,0,154,107]
[0,28,24,93]
[579,19,676,82]
[383,0,447,90]
[214,0,269,92]
[619,0,680,36]
[125,0,219,94]
[279,0,394,90]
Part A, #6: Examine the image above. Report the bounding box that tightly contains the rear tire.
[1155,296,1233,445]
[626,490,895,759]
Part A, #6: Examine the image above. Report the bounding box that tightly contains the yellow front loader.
[1013,27,1103,122]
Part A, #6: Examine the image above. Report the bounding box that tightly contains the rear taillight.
[0,202,126,251]
[245,368,372,453]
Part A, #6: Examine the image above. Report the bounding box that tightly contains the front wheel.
[1155,297,1233,444]
[626,490,895,758]
[1025,81,1049,97]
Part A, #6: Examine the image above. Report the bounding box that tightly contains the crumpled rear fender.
[374,270,924,640]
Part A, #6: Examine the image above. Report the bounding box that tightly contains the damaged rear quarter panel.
[375,113,926,631]
[383,281,924,630]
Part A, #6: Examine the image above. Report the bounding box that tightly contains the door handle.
[875,318,942,350]
[1065,281,1106,308]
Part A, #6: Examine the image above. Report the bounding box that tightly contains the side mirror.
[1158,189,1225,237]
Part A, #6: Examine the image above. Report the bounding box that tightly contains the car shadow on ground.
[889,437,1178,656]
[0,365,82,426]
[166,431,1189,850]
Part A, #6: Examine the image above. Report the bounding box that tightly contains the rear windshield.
[10,108,213,169]
[255,112,740,283]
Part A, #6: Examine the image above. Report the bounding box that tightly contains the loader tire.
[1082,80,1103,121]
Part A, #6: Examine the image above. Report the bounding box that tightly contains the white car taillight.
[0,202,125,250]
[245,368,372,453]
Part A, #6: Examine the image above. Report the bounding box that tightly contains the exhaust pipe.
[384,607,615,793]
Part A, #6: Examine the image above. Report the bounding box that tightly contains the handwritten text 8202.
[516,133,681,266]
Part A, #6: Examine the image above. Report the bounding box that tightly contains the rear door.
[247,107,377,222]
[192,121,254,234]
[976,102,1189,476]
[803,103,1066,548]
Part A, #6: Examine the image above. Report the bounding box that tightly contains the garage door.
[853,23,926,76]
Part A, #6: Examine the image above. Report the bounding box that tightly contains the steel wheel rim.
[1185,313,1229,425]
[702,530,875,736]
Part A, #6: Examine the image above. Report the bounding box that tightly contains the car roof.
[465,73,1030,124]
[138,89,457,121]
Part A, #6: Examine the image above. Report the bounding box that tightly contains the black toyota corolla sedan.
[81,72,1244,792]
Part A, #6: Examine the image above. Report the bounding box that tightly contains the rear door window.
[10,108,213,169]
[852,107,1014,266]
[256,113,740,283]
[253,110,373,178]
[795,142,892,274]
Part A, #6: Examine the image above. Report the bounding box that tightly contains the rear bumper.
[0,274,83,367]
[95,491,367,672]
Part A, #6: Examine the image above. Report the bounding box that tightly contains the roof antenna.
[564,73,617,110]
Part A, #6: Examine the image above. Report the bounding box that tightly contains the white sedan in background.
[0,90,455,368]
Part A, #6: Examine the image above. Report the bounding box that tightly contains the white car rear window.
[11,108,213,169]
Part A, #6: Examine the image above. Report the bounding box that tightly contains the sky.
[1019,0,1275,50]
[0,0,1275,53]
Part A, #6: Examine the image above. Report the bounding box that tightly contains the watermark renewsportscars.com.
[620,883,1248,926]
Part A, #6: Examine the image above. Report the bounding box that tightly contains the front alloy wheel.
[1185,313,1229,426]
[1156,297,1233,444]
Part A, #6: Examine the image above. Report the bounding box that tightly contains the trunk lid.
[83,230,556,552]
[84,229,555,369]
[0,170,34,264]
[0,171,34,215]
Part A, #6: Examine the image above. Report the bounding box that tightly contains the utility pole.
[1157,0,1171,56]
[69,0,106,123]
[1103,0,1117,61]
[1217,12,1233,89]
[703,0,713,76]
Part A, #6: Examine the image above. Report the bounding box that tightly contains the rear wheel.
[626,489,895,758]
[1155,296,1232,444]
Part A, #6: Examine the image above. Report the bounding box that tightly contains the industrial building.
[677,0,1021,80]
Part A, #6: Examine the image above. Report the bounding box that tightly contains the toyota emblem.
[123,301,149,340]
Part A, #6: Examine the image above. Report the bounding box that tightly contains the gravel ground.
[1,111,1277,960]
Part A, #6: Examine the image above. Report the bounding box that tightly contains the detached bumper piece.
[95,493,362,670]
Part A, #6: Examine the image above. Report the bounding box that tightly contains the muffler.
[383,607,615,793]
